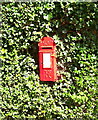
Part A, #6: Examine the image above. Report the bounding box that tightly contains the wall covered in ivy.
[1,2,98,119]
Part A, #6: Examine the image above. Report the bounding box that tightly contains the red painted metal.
[38,37,57,81]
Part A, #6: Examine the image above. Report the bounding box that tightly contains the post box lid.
[38,37,56,47]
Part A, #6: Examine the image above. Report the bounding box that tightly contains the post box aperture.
[38,37,57,81]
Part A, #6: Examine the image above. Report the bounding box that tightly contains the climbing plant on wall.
[1,2,98,119]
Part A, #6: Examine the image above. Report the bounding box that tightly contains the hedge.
[1,2,98,119]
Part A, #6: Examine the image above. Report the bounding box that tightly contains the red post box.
[38,37,57,82]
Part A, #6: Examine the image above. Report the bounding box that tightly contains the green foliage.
[1,2,98,119]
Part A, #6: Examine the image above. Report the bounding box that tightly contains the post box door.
[39,52,56,81]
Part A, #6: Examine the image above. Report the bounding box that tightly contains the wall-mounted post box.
[38,37,57,82]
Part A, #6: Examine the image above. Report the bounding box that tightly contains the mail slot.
[42,47,52,49]
[38,37,57,81]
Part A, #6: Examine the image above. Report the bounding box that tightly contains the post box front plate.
[43,53,51,68]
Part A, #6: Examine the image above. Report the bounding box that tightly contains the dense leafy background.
[1,2,98,119]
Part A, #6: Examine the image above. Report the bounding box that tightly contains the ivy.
[1,2,98,119]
